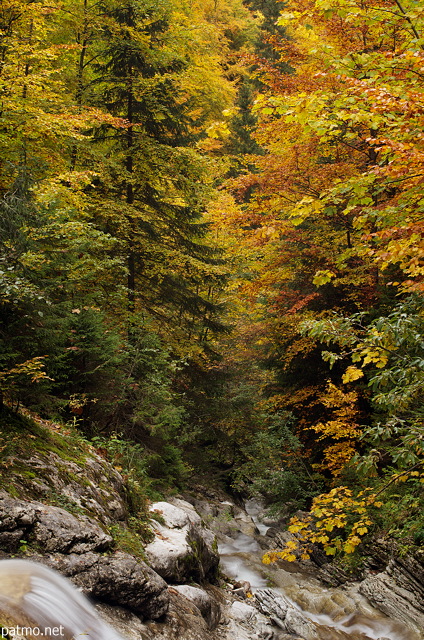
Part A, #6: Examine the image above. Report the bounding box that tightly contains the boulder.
[229,601,256,624]
[46,551,169,620]
[0,495,113,554]
[33,505,112,553]
[224,601,277,640]
[359,569,424,635]
[172,585,221,629]
[255,588,318,640]
[145,501,219,583]
[9,449,127,525]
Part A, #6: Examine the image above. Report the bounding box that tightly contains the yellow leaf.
[284,553,297,562]
[286,540,298,549]
[342,366,364,384]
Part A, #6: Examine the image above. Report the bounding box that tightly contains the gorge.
[0,417,422,640]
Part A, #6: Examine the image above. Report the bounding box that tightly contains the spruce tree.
[88,0,225,339]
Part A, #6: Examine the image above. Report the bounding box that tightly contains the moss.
[0,409,89,469]
[212,536,218,553]
[66,471,91,487]
[0,482,20,497]
[109,523,147,560]
[46,490,85,516]
[127,515,155,544]
[150,509,166,526]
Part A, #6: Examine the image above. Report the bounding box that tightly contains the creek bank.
[0,418,423,640]
[0,425,286,640]
[189,491,423,640]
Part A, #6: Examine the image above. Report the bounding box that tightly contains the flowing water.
[218,502,420,640]
[0,559,125,640]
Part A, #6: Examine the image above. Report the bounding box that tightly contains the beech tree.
[221,0,424,557]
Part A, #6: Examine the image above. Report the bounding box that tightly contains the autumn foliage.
[1,0,423,552]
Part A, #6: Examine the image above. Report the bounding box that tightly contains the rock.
[169,499,203,526]
[316,562,353,587]
[46,551,169,620]
[95,603,152,640]
[0,494,37,531]
[10,449,127,525]
[187,494,255,539]
[255,589,319,640]
[153,502,199,528]
[0,529,26,552]
[172,585,221,629]
[225,601,277,640]
[33,505,112,553]
[232,579,253,599]
[230,601,256,623]
[232,508,257,537]
[0,495,113,554]
[145,501,219,583]
[144,589,210,640]
[359,570,424,635]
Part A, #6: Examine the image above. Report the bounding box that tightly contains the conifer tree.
[87,0,226,339]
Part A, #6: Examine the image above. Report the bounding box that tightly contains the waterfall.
[0,560,125,640]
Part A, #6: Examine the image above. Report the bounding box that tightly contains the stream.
[218,501,420,640]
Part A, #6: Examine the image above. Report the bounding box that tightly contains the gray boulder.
[47,551,169,620]
[359,569,424,636]
[172,585,221,629]
[255,588,317,640]
[33,505,112,553]
[0,495,112,554]
[145,501,219,583]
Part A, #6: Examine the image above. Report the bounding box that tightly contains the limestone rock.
[0,495,112,554]
[46,551,169,620]
[33,505,112,553]
[359,569,424,636]
[0,494,37,531]
[172,585,221,629]
[145,501,219,583]
[11,450,127,525]
[224,600,277,640]
[255,589,318,640]
[229,601,256,623]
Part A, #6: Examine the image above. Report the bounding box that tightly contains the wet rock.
[359,569,424,635]
[232,507,258,537]
[225,601,277,640]
[145,501,219,583]
[316,562,352,587]
[255,589,319,640]
[230,601,256,623]
[172,585,221,629]
[46,551,169,620]
[187,493,258,538]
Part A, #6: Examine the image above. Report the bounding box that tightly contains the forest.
[1,0,423,563]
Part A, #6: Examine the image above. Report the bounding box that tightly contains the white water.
[0,559,124,640]
[218,504,418,640]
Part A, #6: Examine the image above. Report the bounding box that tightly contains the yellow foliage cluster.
[310,382,362,475]
[263,486,383,563]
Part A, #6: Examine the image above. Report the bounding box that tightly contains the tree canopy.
[1,0,423,555]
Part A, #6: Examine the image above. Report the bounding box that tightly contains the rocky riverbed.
[0,429,423,640]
